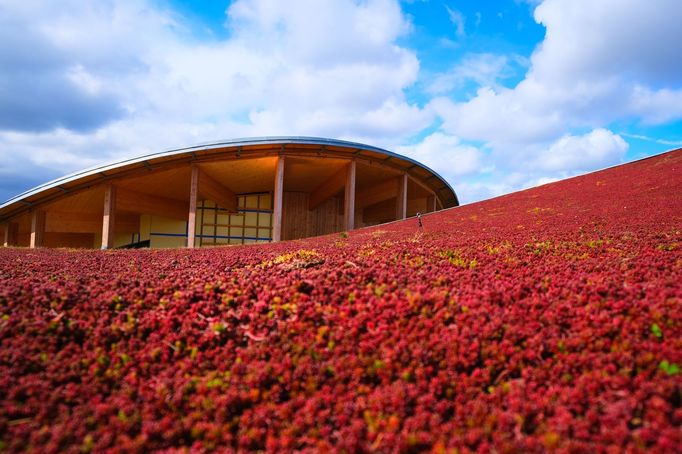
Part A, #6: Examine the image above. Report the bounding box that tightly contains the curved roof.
[0,136,458,221]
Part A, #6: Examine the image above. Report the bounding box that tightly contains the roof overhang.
[0,136,459,222]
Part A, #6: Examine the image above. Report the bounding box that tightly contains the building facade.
[0,137,458,249]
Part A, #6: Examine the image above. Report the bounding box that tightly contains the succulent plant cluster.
[1,151,681,452]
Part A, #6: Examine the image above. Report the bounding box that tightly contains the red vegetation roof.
[1,150,681,452]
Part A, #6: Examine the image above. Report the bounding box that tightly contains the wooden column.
[272,156,285,242]
[101,184,117,249]
[344,160,356,231]
[3,222,18,247]
[187,166,199,248]
[396,173,408,220]
[30,210,46,248]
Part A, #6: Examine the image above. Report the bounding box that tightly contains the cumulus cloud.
[401,127,628,204]
[391,129,591,206]
[434,0,682,148]
[430,85,565,148]
[0,0,432,201]
[532,0,682,87]
[533,129,628,172]
[0,0,423,133]
[453,178,523,205]
[396,132,484,180]
[0,7,124,131]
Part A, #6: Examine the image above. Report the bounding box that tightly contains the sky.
[1,0,681,204]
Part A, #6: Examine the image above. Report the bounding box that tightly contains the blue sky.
[1,0,681,204]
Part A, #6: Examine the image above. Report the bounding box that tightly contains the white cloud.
[407,127,627,204]
[445,6,466,38]
[425,0,682,204]
[396,132,484,180]
[434,0,682,149]
[626,85,682,125]
[0,0,433,200]
[452,176,526,204]
[428,53,527,95]
[0,0,423,135]
[227,0,411,64]
[532,0,682,87]
[619,133,682,147]
[430,85,565,148]
[248,97,433,143]
[533,128,628,172]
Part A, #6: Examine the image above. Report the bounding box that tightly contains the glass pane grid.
[197,193,273,245]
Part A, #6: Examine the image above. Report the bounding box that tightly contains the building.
[0,137,458,249]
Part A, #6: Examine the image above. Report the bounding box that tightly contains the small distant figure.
[416,212,423,229]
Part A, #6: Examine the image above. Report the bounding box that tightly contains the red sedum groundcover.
[1,150,681,453]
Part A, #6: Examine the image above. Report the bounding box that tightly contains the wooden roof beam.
[408,174,442,210]
[356,178,399,209]
[117,187,188,220]
[309,165,348,210]
[195,166,238,212]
